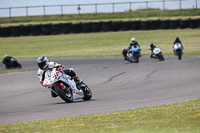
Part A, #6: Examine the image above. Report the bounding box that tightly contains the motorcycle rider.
[2,55,20,68]
[37,55,82,97]
[149,43,158,59]
[122,37,141,60]
[173,37,183,49]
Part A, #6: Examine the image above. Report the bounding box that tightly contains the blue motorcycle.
[129,45,141,63]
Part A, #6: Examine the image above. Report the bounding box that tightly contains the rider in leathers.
[149,43,158,58]
[173,37,183,51]
[122,37,141,60]
[37,55,81,97]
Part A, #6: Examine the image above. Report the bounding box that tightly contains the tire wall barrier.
[190,18,199,29]
[41,24,52,35]
[82,22,92,33]
[31,24,41,36]
[102,21,112,32]
[62,23,72,34]
[112,21,122,31]
[92,22,102,32]
[0,18,199,37]
[160,20,170,29]
[122,21,132,31]
[132,21,141,30]
[141,20,150,30]
[72,23,82,33]
[51,23,62,35]
[20,25,31,36]
[170,19,180,29]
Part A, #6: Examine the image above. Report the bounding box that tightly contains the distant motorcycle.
[173,43,183,60]
[43,68,92,103]
[152,47,165,61]
[2,57,22,69]
[122,45,141,63]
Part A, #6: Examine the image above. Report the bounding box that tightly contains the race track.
[0,56,200,125]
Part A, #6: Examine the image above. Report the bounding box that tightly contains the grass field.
[0,100,199,132]
[0,29,200,59]
[1,9,200,25]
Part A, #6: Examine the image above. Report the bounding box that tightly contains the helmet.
[150,43,154,48]
[175,37,180,42]
[37,56,48,70]
[131,38,136,42]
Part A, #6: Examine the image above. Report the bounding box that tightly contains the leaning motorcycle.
[173,43,183,60]
[43,68,92,103]
[2,58,22,69]
[153,47,165,61]
[129,45,141,63]
[122,46,141,63]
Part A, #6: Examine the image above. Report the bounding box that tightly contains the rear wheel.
[55,85,73,103]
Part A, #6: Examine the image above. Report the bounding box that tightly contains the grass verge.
[0,100,199,132]
[0,29,200,59]
[0,69,35,74]
[0,9,200,25]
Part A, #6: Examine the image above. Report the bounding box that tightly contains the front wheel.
[80,83,92,100]
[178,53,182,60]
[55,85,73,103]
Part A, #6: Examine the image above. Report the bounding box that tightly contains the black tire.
[55,85,73,103]
[160,20,170,29]
[178,53,182,60]
[82,85,92,100]
[170,19,180,29]
[122,21,132,31]
[82,22,92,33]
[92,22,102,32]
[159,54,165,61]
[131,20,141,30]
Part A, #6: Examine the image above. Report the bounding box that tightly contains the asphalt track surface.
[0,56,200,125]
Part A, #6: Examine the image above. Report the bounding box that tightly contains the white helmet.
[37,56,48,70]
[131,38,136,42]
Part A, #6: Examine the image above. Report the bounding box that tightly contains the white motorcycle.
[43,68,92,103]
[173,43,183,60]
[153,47,165,61]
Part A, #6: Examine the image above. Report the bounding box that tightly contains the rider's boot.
[74,76,83,87]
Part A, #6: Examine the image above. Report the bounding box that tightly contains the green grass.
[0,29,200,59]
[1,100,199,133]
[0,9,200,25]
[0,69,35,74]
